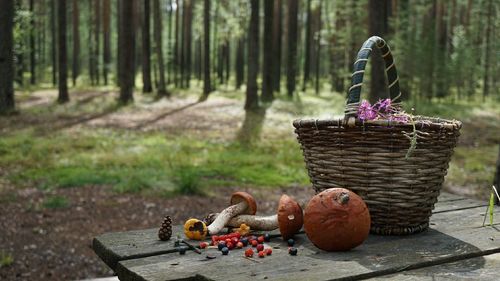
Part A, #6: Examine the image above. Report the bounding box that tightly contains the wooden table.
[93,193,500,280]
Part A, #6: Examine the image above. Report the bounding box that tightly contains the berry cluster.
[197,233,298,258]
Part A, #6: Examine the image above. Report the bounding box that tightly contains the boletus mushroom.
[304,188,370,251]
[205,194,304,239]
[184,192,257,240]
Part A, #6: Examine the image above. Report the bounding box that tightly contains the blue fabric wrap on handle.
[345,36,400,117]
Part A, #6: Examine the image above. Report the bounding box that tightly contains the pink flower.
[358,100,377,120]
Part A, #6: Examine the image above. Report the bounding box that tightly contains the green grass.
[42,195,70,209]
[0,128,309,195]
[0,251,14,268]
[1,88,498,198]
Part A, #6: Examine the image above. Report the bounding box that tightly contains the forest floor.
[0,88,499,280]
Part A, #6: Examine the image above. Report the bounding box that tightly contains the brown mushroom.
[184,192,256,239]
[205,194,303,239]
[304,188,371,251]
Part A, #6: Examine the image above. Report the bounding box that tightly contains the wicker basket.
[293,36,461,235]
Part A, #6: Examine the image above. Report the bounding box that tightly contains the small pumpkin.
[184,218,208,240]
[304,188,370,251]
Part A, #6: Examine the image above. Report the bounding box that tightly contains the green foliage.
[42,196,69,209]
[0,251,14,268]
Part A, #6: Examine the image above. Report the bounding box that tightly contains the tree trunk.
[272,0,282,92]
[235,37,245,90]
[153,0,168,96]
[51,0,57,86]
[72,0,80,86]
[286,0,298,97]
[0,0,15,113]
[314,3,322,95]
[225,41,230,85]
[302,0,312,92]
[94,0,101,85]
[368,0,390,103]
[142,0,152,93]
[261,0,274,102]
[118,0,135,103]
[57,0,69,103]
[482,0,493,100]
[167,0,173,85]
[183,0,193,88]
[174,0,180,87]
[102,0,111,86]
[202,0,211,98]
[245,0,259,110]
[29,0,36,84]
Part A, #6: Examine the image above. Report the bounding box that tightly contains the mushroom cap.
[277,194,304,240]
[304,188,371,251]
[230,192,257,215]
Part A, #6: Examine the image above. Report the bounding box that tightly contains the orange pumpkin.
[304,188,370,251]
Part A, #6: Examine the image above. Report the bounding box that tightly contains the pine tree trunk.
[202,0,211,98]
[286,0,298,97]
[51,0,57,86]
[94,0,101,85]
[368,0,390,103]
[118,0,135,103]
[235,37,245,90]
[0,0,15,113]
[154,0,168,96]
[167,0,173,85]
[29,0,36,84]
[142,0,152,93]
[57,0,69,103]
[314,3,322,95]
[88,0,95,85]
[183,0,193,88]
[174,0,180,87]
[245,0,259,110]
[102,0,111,86]
[483,0,493,99]
[302,0,312,92]
[72,0,80,86]
[217,44,223,84]
[225,41,230,84]
[261,0,274,102]
[272,0,282,92]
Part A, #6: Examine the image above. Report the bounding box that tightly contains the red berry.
[265,248,272,255]
[231,237,239,244]
[257,236,265,244]
[256,244,264,252]
[244,248,254,257]
[199,242,208,249]
[236,242,244,249]
[258,251,266,258]
[227,242,234,250]
[251,240,258,247]
[225,238,232,245]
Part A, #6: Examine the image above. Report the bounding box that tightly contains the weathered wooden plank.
[370,253,500,280]
[114,206,500,281]
[92,226,184,270]
[91,194,490,272]
[436,192,467,202]
[433,198,487,213]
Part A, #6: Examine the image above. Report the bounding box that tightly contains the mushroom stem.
[207,201,248,234]
[227,214,278,230]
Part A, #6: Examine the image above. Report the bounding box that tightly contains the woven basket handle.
[345,36,400,118]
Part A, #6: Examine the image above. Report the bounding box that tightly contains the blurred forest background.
[0,0,499,279]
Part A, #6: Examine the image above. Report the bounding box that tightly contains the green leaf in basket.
[489,191,494,226]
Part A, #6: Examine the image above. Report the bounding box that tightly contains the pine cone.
[158,215,173,241]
